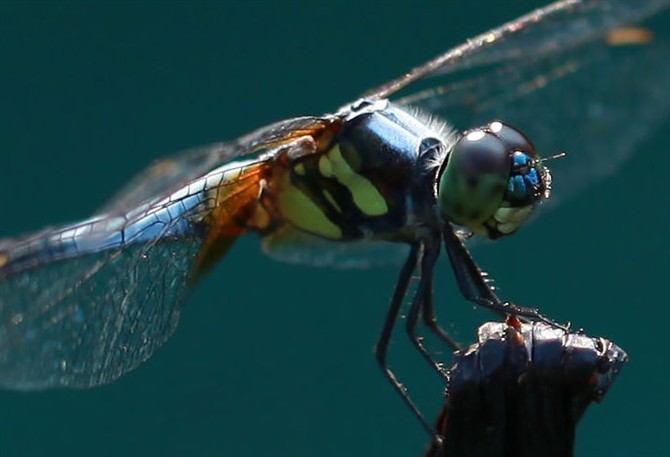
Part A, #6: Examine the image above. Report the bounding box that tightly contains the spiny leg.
[420,263,461,352]
[442,223,562,327]
[404,236,455,385]
[375,244,439,439]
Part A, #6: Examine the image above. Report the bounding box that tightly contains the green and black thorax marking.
[274,100,448,242]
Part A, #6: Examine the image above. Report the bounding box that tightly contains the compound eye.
[454,130,510,178]
[437,129,511,229]
[488,121,537,158]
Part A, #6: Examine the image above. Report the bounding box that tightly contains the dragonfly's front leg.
[442,222,562,327]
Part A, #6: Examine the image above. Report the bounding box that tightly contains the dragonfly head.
[436,121,553,240]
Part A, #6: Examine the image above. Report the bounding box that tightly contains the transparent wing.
[366,0,670,99]
[262,225,410,269]
[0,116,329,390]
[0,244,201,390]
[99,116,329,214]
[388,0,670,208]
[0,207,205,389]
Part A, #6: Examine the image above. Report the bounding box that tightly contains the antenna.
[539,151,568,163]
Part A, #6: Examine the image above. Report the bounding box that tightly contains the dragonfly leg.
[404,237,453,384]
[442,223,564,328]
[375,244,441,441]
[421,273,461,352]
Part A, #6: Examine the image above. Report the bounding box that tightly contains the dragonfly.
[0,0,668,436]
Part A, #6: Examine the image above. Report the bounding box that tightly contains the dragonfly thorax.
[272,100,456,242]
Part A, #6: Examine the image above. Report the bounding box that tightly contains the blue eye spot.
[512,151,530,167]
[508,175,527,199]
[526,168,540,186]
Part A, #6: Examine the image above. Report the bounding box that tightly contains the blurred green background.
[0,1,668,456]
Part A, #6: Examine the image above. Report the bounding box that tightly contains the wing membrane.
[396,13,670,207]
[0,117,328,389]
[99,116,329,214]
[262,225,410,269]
[366,0,670,100]
[0,216,202,389]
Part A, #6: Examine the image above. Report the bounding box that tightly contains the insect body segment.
[272,99,453,243]
[437,121,551,239]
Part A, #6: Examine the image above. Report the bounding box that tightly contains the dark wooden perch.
[425,319,627,457]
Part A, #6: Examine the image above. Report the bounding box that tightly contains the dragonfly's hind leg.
[420,275,461,352]
[403,237,456,385]
[375,244,441,441]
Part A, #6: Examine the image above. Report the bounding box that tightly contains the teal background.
[0,1,668,456]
